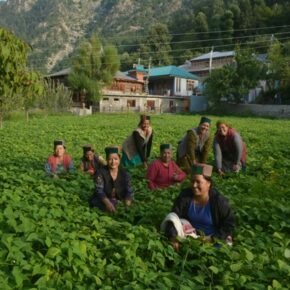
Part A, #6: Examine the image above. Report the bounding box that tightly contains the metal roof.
[149,65,199,80]
[191,51,235,61]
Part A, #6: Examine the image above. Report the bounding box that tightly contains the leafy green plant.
[0,114,289,289]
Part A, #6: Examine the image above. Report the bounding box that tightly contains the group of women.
[45,114,246,248]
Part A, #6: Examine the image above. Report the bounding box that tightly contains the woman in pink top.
[147,144,186,190]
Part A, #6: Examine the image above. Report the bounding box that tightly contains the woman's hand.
[171,241,180,252]
[172,172,179,181]
[218,169,225,177]
[125,199,132,208]
[143,161,148,169]
[103,198,116,213]
[232,164,240,173]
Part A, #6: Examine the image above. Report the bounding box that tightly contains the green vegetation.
[39,79,73,113]
[0,27,43,128]
[68,34,120,105]
[205,47,266,104]
[0,114,289,289]
[1,0,290,73]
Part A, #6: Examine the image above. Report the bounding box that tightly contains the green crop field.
[0,113,290,289]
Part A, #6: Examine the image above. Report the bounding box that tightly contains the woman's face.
[54,145,65,157]
[217,123,229,136]
[199,122,210,134]
[85,150,94,161]
[191,175,211,197]
[160,149,172,163]
[141,120,150,131]
[107,153,120,169]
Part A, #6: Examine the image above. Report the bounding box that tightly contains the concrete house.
[180,51,235,79]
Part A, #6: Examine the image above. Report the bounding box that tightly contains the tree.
[267,40,290,102]
[139,23,173,66]
[39,79,72,112]
[68,34,119,104]
[205,47,266,104]
[0,27,43,128]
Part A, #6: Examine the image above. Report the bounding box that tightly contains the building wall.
[99,95,185,113]
[221,103,290,118]
[107,79,143,94]
[174,77,194,96]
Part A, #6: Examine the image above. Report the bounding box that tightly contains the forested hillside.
[0,0,289,72]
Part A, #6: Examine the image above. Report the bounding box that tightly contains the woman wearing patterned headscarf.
[121,114,153,169]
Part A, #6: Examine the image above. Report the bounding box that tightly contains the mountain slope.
[0,0,182,72]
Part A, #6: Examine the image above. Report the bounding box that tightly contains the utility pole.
[209,46,214,75]
[144,57,151,95]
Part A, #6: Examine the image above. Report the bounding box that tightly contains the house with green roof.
[148,65,199,97]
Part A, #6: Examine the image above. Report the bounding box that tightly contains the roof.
[149,65,199,80]
[114,71,143,82]
[128,64,147,73]
[191,51,235,61]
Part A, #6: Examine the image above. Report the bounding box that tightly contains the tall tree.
[267,40,290,101]
[139,23,173,66]
[68,34,120,104]
[0,27,43,128]
[205,47,266,104]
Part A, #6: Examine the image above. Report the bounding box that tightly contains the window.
[103,98,109,101]
[186,80,194,91]
[127,100,136,107]
[176,78,181,92]
[114,98,119,101]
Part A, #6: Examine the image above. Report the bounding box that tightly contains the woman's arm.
[214,195,235,240]
[133,131,146,162]
[213,138,223,174]
[124,171,134,201]
[146,161,159,189]
[201,136,211,163]
[146,132,153,159]
[172,162,186,182]
[233,133,243,165]
[186,131,197,164]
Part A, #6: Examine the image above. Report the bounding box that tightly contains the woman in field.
[147,143,186,190]
[80,144,106,176]
[89,146,133,213]
[161,164,235,251]
[213,121,246,176]
[177,116,211,174]
[121,114,153,169]
[45,140,74,176]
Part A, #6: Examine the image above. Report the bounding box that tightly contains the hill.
[0,0,289,72]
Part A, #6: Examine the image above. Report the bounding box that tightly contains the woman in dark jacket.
[90,146,133,213]
[80,144,106,176]
[161,163,235,250]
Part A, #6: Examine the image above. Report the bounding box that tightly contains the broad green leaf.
[12,266,24,288]
[272,279,282,288]
[230,263,242,272]
[244,249,254,261]
[284,248,290,259]
[273,232,283,240]
[46,247,61,258]
[209,265,219,274]
[45,236,52,248]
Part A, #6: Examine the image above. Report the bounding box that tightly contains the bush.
[39,79,73,112]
